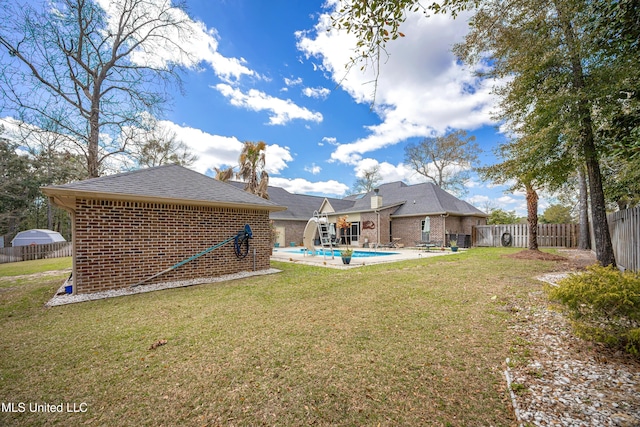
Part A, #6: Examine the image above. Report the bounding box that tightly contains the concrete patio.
[270,246,459,269]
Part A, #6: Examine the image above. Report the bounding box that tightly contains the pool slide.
[302,218,318,255]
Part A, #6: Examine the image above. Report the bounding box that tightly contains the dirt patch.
[504,249,567,262]
[502,249,597,271]
[557,249,598,269]
[0,269,71,283]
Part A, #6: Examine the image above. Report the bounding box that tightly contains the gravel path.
[506,273,640,427]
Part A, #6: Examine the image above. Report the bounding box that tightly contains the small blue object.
[244,224,253,238]
[65,285,73,294]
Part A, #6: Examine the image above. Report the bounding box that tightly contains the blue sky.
[3,0,552,216]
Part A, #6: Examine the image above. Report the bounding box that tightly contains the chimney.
[371,188,382,209]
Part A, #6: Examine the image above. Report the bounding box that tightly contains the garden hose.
[233,224,253,259]
[131,224,253,287]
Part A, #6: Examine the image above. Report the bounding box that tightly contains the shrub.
[548,265,640,356]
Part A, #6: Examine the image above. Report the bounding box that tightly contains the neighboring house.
[42,165,285,295]
[231,180,488,248]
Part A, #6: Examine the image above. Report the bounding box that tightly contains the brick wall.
[391,216,424,247]
[73,198,271,293]
[462,216,486,234]
[273,213,486,250]
[390,215,485,247]
[360,208,395,247]
[273,220,307,246]
[360,212,378,246]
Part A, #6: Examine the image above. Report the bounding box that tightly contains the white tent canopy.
[11,229,66,247]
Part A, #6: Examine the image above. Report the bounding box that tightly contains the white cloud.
[297,5,500,164]
[353,158,419,185]
[162,121,293,177]
[97,0,256,83]
[265,143,293,175]
[284,77,303,86]
[497,195,519,205]
[3,113,294,180]
[215,83,323,125]
[161,121,243,173]
[467,194,491,206]
[465,178,482,188]
[304,163,322,175]
[321,136,337,146]
[302,87,331,99]
[269,177,349,196]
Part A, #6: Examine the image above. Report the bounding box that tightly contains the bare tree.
[129,118,197,168]
[351,165,382,194]
[0,0,195,177]
[404,130,479,196]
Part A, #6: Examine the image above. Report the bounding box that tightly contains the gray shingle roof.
[42,164,285,210]
[227,179,486,219]
[227,181,347,220]
[341,182,487,217]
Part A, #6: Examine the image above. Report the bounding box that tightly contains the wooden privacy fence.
[0,242,73,264]
[608,207,640,272]
[473,224,578,248]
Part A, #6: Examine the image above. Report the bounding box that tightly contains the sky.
[2,0,557,216]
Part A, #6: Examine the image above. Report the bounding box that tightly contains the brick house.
[42,165,285,294]
[232,180,487,248]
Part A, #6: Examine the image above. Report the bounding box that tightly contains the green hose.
[131,225,253,288]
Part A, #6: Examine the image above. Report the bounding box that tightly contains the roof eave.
[331,201,406,216]
[41,187,287,212]
[391,211,489,218]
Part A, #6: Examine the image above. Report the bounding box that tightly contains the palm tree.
[214,166,234,182]
[237,141,269,199]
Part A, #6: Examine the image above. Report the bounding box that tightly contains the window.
[340,221,360,244]
[421,218,431,243]
[350,222,360,243]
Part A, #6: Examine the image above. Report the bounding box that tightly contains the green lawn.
[0,249,558,426]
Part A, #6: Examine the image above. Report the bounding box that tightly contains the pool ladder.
[314,211,334,260]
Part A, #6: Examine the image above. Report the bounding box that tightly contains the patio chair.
[415,240,437,251]
[374,241,395,249]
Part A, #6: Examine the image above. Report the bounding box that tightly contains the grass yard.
[0,248,562,426]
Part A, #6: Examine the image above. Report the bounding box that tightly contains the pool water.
[283,248,399,258]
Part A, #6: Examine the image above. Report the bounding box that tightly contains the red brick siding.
[273,220,307,246]
[462,216,486,234]
[391,215,486,247]
[443,216,487,239]
[359,208,394,247]
[391,217,424,247]
[360,212,377,246]
[73,199,271,293]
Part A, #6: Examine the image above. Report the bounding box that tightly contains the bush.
[548,265,640,356]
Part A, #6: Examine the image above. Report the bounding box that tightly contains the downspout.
[376,210,380,252]
[441,213,449,246]
[70,211,76,294]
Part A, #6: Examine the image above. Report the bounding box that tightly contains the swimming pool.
[282,248,399,258]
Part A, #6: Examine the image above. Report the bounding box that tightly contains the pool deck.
[270,246,459,269]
